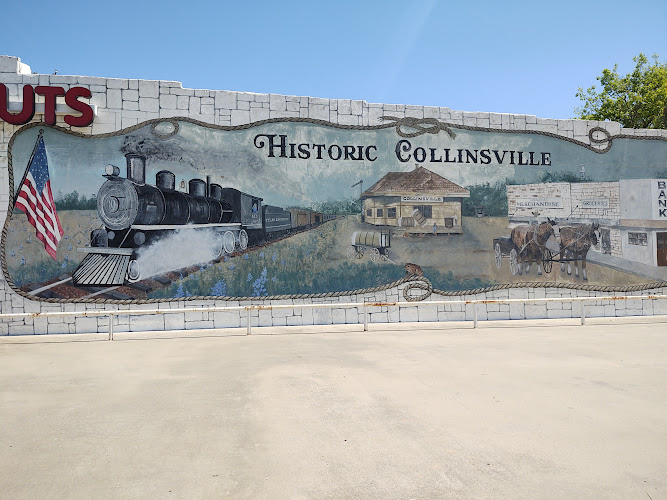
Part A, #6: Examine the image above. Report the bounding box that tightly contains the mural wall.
[0,54,666,334]
[4,116,667,303]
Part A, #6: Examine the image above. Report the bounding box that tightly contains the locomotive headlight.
[105,164,120,176]
[107,231,116,241]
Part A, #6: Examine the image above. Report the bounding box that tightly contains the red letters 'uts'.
[0,84,94,126]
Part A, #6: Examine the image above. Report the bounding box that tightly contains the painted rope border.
[3,117,666,304]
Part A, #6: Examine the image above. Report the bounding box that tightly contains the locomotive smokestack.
[126,154,146,184]
[206,175,212,198]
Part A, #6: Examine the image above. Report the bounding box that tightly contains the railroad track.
[19,222,333,301]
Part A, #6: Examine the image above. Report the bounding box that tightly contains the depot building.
[360,166,470,234]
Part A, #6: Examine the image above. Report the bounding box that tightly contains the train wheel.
[509,249,519,276]
[127,259,141,283]
[223,231,236,254]
[238,230,248,250]
[494,242,502,269]
[370,248,380,262]
[347,245,356,261]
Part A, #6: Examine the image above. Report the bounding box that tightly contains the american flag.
[15,135,63,260]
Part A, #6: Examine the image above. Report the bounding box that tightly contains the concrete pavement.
[1,318,666,499]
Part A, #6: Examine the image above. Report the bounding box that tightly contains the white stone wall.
[2,54,667,335]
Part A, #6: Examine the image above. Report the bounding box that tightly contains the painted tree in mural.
[575,53,667,128]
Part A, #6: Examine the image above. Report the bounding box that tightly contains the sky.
[1,0,666,120]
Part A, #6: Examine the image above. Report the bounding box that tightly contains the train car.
[288,208,312,229]
[311,211,323,224]
[262,205,292,241]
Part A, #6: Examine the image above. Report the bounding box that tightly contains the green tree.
[461,182,508,216]
[575,53,667,128]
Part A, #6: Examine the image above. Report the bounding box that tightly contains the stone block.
[9,324,35,335]
[418,305,438,322]
[107,89,122,109]
[345,307,361,324]
[74,316,98,333]
[230,109,250,125]
[312,307,332,325]
[250,107,270,122]
[331,308,346,324]
[370,311,388,323]
[337,114,359,125]
[258,309,272,326]
[487,311,510,321]
[139,80,159,98]
[212,311,240,328]
[399,307,419,322]
[301,307,314,325]
[123,100,139,111]
[138,97,158,113]
[272,317,287,327]
[524,304,546,319]
[47,322,69,335]
[123,89,139,101]
[270,94,286,111]
[185,320,214,330]
[107,79,129,89]
[164,314,185,331]
[286,315,303,326]
[160,94,177,109]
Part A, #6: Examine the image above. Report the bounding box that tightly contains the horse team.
[509,220,600,281]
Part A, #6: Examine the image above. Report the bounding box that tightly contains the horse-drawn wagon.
[347,230,391,262]
[494,220,599,279]
[493,220,559,276]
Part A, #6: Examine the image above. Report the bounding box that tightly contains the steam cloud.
[134,229,222,280]
[120,127,265,173]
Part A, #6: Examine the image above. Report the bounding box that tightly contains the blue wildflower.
[260,251,264,258]
[272,252,277,262]
[211,279,227,296]
[230,263,235,270]
[246,272,253,282]
[272,276,277,283]
[252,268,268,297]
[243,254,249,260]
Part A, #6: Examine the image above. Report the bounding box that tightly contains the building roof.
[361,167,470,198]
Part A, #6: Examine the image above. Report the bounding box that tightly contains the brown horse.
[510,219,560,276]
[558,223,599,281]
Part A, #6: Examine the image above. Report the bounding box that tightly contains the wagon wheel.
[509,248,519,276]
[127,259,141,283]
[222,230,236,255]
[370,247,380,262]
[542,249,553,274]
[494,242,502,269]
[346,245,356,261]
[380,249,389,261]
[356,247,364,259]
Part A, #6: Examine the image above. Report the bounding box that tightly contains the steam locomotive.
[72,154,325,286]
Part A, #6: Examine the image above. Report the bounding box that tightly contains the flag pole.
[13,129,45,207]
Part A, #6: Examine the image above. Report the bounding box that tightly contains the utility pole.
[351,179,363,215]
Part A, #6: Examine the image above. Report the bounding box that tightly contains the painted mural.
[4,118,667,302]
